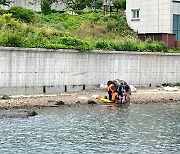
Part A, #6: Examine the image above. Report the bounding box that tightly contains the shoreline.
[0,87,180,109]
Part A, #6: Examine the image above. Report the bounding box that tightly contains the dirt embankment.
[0,87,179,109]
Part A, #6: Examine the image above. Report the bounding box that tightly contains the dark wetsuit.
[118,84,124,97]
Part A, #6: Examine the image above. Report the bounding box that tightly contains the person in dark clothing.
[124,82,131,94]
[117,82,124,103]
[123,82,131,103]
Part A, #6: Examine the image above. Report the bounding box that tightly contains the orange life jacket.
[112,92,118,101]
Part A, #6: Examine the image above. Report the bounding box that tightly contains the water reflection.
[0,103,179,153]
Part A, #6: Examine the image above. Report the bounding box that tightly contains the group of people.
[107,80,131,104]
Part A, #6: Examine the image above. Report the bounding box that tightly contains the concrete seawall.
[0,47,179,95]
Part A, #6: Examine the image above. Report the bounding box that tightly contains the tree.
[35,0,59,14]
[0,0,10,6]
[112,0,126,10]
[40,0,55,14]
[93,0,103,10]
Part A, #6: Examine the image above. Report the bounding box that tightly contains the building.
[126,0,180,48]
[0,0,66,12]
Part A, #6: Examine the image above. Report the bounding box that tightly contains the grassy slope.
[0,8,177,52]
[39,11,137,42]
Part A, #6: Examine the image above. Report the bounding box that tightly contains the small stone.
[55,101,65,106]
[2,95,11,100]
[87,100,97,105]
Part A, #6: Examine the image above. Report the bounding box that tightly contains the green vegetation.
[172,83,180,87]
[0,6,179,52]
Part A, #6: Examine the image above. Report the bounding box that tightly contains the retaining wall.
[0,47,179,95]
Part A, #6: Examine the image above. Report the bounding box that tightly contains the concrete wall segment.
[0,47,179,95]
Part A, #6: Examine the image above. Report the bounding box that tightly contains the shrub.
[0,8,8,15]
[0,30,23,47]
[22,32,49,48]
[41,1,52,15]
[60,36,92,51]
[172,83,180,87]
[113,0,126,10]
[110,40,139,51]
[122,40,139,51]
[95,40,112,50]
[50,36,92,51]
[143,41,168,52]
[45,43,68,49]
[8,6,38,23]
[111,41,125,51]
[106,12,132,34]
[138,43,146,52]
[0,14,22,30]
[156,41,168,52]
[168,49,180,53]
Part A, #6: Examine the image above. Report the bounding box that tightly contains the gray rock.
[55,101,65,106]
[2,95,11,100]
[0,109,38,119]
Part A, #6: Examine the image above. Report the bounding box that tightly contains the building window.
[131,9,140,21]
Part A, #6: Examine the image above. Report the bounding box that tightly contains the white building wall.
[126,0,172,33]
[170,1,180,32]
[0,47,179,95]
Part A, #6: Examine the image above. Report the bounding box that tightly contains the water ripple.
[0,103,179,153]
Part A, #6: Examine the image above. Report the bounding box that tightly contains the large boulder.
[0,109,38,119]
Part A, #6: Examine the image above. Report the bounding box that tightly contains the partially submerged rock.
[55,101,65,106]
[87,100,97,105]
[0,109,38,119]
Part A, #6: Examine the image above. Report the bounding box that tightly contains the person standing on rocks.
[107,81,115,101]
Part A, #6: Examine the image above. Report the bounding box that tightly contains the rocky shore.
[0,87,179,109]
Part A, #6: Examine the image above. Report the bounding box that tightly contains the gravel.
[0,87,179,109]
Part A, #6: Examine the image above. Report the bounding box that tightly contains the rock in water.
[55,101,65,106]
[0,109,38,119]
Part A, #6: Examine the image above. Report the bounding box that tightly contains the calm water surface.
[0,103,179,154]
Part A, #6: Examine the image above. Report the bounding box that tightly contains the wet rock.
[162,83,171,86]
[75,101,81,104]
[0,109,38,119]
[28,111,38,116]
[2,95,11,100]
[55,101,65,106]
[87,100,97,105]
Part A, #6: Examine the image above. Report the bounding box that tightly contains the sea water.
[0,103,179,154]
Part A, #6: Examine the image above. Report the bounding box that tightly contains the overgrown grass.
[0,6,178,53]
[172,83,180,86]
